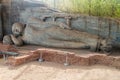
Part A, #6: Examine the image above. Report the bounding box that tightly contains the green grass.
[56,0,120,18]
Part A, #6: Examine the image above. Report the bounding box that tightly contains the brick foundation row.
[0,43,18,52]
[7,48,120,68]
[0,43,18,58]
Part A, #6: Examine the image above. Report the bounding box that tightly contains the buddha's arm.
[10,35,23,46]
[27,17,71,29]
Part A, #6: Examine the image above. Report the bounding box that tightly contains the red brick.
[0,43,18,52]
[7,48,120,68]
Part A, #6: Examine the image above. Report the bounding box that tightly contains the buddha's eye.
[15,29,19,32]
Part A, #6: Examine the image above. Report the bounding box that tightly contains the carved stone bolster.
[3,35,13,45]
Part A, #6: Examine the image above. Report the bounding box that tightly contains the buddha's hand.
[59,23,71,30]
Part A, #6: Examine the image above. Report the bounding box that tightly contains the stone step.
[7,48,120,69]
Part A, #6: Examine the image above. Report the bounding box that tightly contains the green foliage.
[57,0,120,18]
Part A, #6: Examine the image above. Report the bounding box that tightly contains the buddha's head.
[12,23,25,37]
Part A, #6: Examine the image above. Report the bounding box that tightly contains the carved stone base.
[0,43,17,52]
[7,48,120,69]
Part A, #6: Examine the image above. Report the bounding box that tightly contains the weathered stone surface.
[1,0,120,50]
[1,0,12,34]
[3,19,113,52]
[1,0,120,47]
[7,48,120,68]
[1,0,56,35]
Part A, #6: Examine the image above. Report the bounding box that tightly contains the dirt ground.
[0,45,120,80]
[0,59,120,80]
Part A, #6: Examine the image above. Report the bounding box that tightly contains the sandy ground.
[0,58,120,80]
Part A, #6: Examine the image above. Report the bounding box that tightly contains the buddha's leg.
[39,39,90,49]
[46,27,99,47]
[22,25,98,50]
[26,20,99,46]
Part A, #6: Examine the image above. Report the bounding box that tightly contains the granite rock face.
[0,0,52,35]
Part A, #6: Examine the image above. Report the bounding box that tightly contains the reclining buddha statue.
[3,17,112,52]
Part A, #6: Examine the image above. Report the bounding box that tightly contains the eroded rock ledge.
[7,48,120,68]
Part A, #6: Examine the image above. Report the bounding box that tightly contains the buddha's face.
[12,23,25,37]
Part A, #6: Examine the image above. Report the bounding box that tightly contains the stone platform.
[0,43,18,58]
[7,48,120,68]
[0,43,119,68]
[0,43,18,52]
